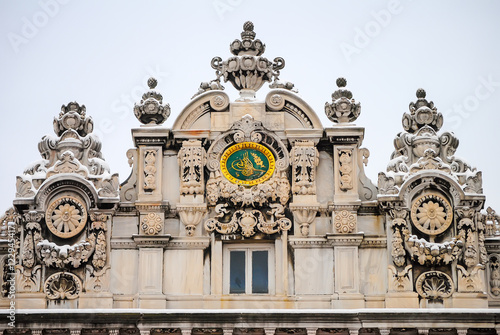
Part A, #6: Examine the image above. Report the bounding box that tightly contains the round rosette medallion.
[410,193,453,236]
[45,196,87,238]
[220,142,275,186]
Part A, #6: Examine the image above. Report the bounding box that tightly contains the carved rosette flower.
[45,196,87,239]
[325,78,361,124]
[141,213,163,236]
[334,210,356,234]
[415,271,454,299]
[44,272,82,300]
[211,21,285,99]
[410,194,452,236]
[134,77,171,125]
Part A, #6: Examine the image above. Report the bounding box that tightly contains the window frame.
[223,243,275,295]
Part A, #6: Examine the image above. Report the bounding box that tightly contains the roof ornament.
[133,77,171,125]
[402,88,443,133]
[53,102,93,137]
[324,77,361,124]
[208,21,287,100]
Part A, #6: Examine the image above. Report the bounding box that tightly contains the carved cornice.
[135,203,170,213]
[485,241,500,254]
[360,236,387,248]
[164,237,210,250]
[326,233,364,246]
[132,234,171,248]
[110,237,137,249]
[288,237,330,249]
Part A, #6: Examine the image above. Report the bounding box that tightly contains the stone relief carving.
[457,264,485,293]
[405,234,463,266]
[144,149,158,192]
[205,203,291,237]
[90,213,108,269]
[333,210,356,234]
[134,77,171,125]
[177,204,207,236]
[388,264,413,292]
[415,271,454,299]
[44,272,82,300]
[325,77,361,124]
[291,205,318,237]
[45,196,87,239]
[141,213,163,236]
[290,141,319,195]
[389,209,408,267]
[338,149,354,191]
[410,194,453,237]
[178,140,206,196]
[85,265,110,293]
[489,254,500,296]
[482,206,500,237]
[378,89,481,196]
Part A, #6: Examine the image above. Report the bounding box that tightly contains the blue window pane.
[230,251,246,293]
[252,250,268,293]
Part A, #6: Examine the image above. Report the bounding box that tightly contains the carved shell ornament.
[45,196,87,238]
[410,193,453,236]
[415,271,454,299]
[44,272,82,300]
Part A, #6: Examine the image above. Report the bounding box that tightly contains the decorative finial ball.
[243,21,254,32]
[336,77,347,88]
[148,77,158,89]
[416,88,426,99]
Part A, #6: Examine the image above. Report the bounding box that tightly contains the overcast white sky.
[1,1,499,213]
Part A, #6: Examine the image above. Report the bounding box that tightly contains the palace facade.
[1,22,500,334]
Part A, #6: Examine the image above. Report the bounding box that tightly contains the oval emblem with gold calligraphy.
[220,142,275,186]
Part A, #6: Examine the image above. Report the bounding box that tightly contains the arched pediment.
[172,90,230,131]
[265,89,323,130]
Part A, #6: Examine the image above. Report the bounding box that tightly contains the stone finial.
[230,21,265,56]
[133,77,171,125]
[402,88,443,133]
[324,77,361,124]
[53,102,94,137]
[211,21,285,99]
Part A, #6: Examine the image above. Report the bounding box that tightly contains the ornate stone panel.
[178,140,207,196]
[290,140,319,196]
